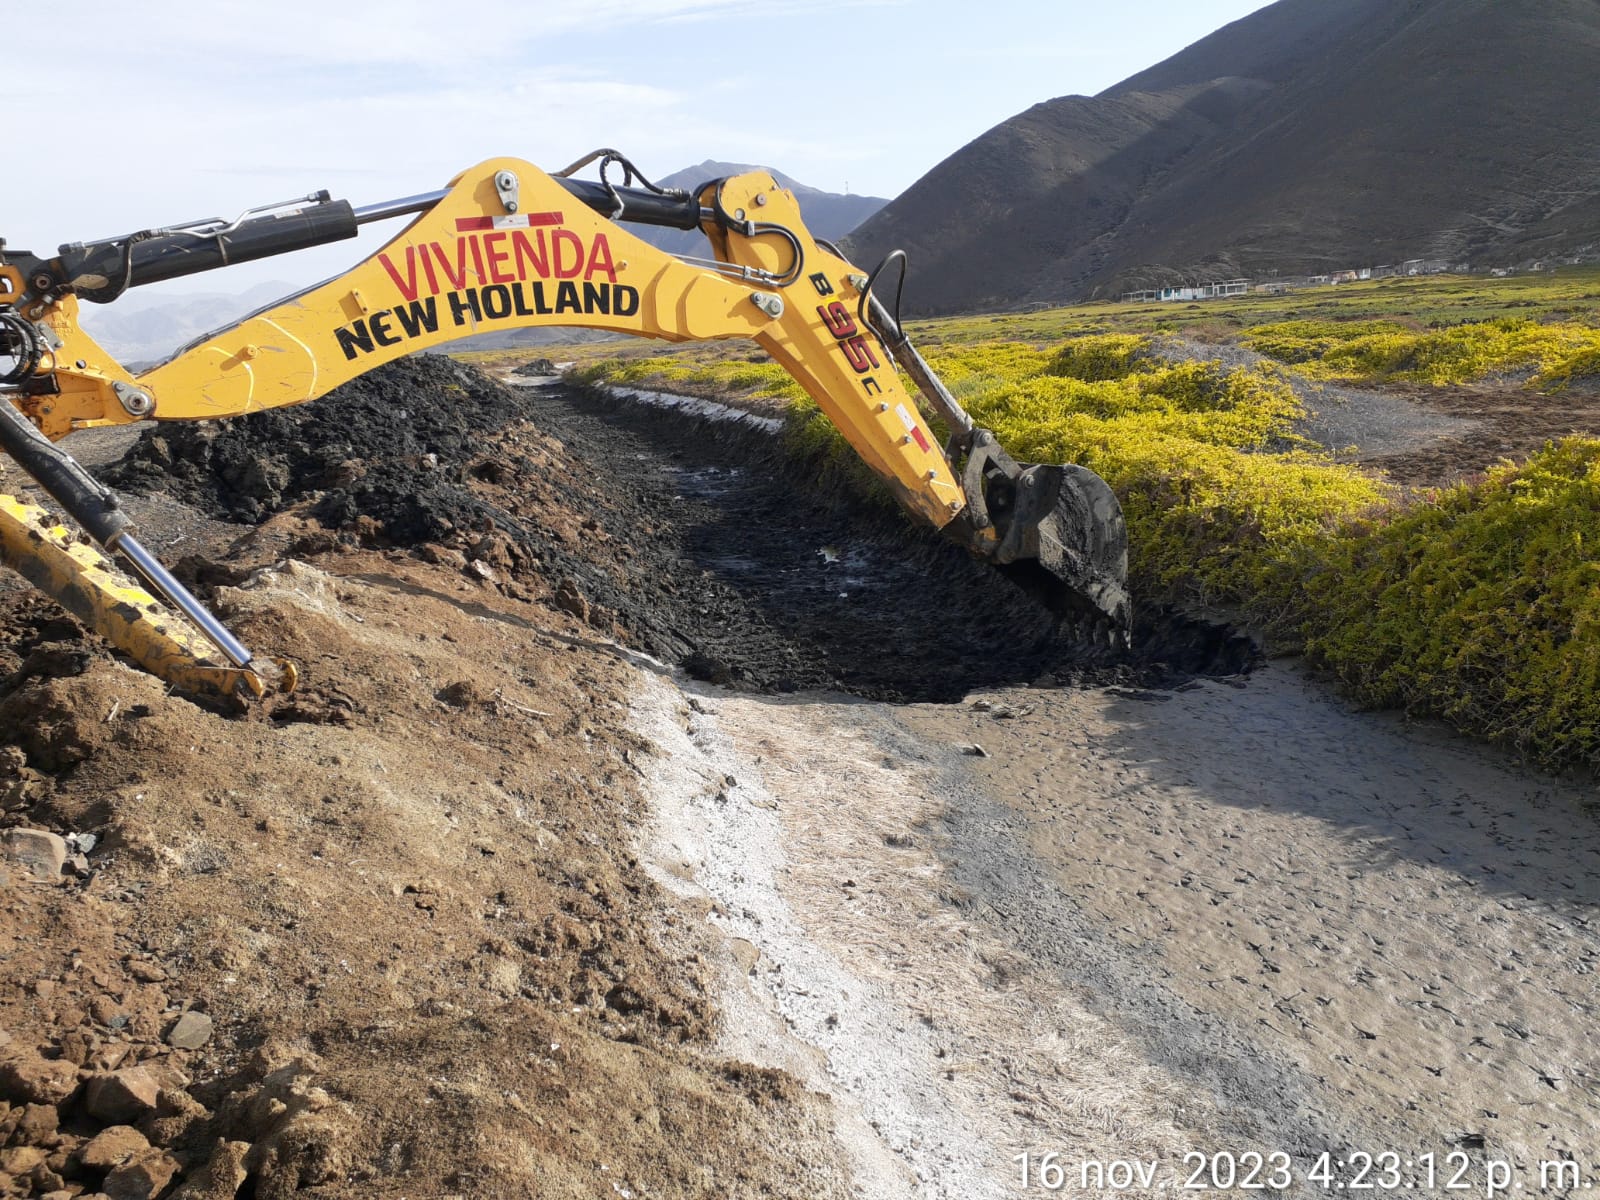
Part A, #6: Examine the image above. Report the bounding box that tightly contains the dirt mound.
[104,362,1252,702]
[0,557,854,1199]
[105,356,530,536]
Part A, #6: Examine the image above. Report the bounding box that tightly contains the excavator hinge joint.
[112,381,155,417]
[750,292,784,319]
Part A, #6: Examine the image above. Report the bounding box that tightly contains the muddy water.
[635,663,1600,1198]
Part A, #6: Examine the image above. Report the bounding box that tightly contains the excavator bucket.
[996,461,1131,640]
[854,285,1132,644]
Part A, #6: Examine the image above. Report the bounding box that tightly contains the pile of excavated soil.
[107,361,1254,702]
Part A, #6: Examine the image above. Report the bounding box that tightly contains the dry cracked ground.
[0,357,1595,1199]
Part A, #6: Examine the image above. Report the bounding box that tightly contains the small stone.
[2,829,67,879]
[0,1146,47,1175]
[553,578,589,622]
[167,1139,248,1200]
[14,1102,57,1142]
[418,544,467,570]
[138,1087,209,1149]
[964,743,989,757]
[0,1055,80,1105]
[127,962,167,984]
[24,1162,65,1193]
[164,1013,213,1051]
[83,1067,161,1124]
[467,559,496,582]
[58,1031,95,1068]
[89,995,127,1028]
[103,1150,180,1200]
[77,1126,150,1172]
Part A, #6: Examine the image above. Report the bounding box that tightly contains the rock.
[0,1055,80,1105]
[77,1126,151,1173]
[435,680,484,709]
[23,1162,65,1193]
[83,1068,161,1124]
[102,1150,180,1200]
[0,1146,47,1176]
[137,1088,210,1148]
[89,995,127,1028]
[14,1101,58,1142]
[553,578,589,622]
[164,1013,213,1051]
[467,559,496,582]
[417,544,467,570]
[964,743,989,757]
[167,1139,249,1200]
[2,829,67,879]
[127,961,167,984]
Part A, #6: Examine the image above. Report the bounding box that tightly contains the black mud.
[103,359,1254,702]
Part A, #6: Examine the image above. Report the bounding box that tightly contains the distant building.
[1119,279,1250,303]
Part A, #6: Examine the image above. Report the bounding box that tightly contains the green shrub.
[1305,438,1600,766]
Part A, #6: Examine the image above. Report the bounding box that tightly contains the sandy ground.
[633,663,1600,1197]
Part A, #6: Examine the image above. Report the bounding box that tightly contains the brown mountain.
[845,0,1600,312]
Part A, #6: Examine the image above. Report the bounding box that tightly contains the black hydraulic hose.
[858,248,909,341]
[0,397,132,545]
[57,200,360,302]
[556,178,704,230]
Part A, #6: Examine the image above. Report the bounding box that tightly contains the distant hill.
[845,0,1600,312]
[77,280,298,367]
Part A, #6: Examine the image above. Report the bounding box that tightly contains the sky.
[12,0,1274,304]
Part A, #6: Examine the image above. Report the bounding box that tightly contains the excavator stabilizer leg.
[0,494,292,701]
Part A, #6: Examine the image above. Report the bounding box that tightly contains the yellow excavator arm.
[0,153,1129,699]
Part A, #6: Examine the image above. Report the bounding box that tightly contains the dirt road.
[637,664,1600,1197]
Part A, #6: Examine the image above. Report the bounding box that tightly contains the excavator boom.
[0,154,1129,698]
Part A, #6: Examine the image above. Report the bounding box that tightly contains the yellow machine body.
[0,156,1129,699]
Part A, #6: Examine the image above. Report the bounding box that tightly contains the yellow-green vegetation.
[947,338,1387,606]
[1305,439,1600,766]
[1241,317,1600,387]
[906,265,1600,348]
[569,356,808,403]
